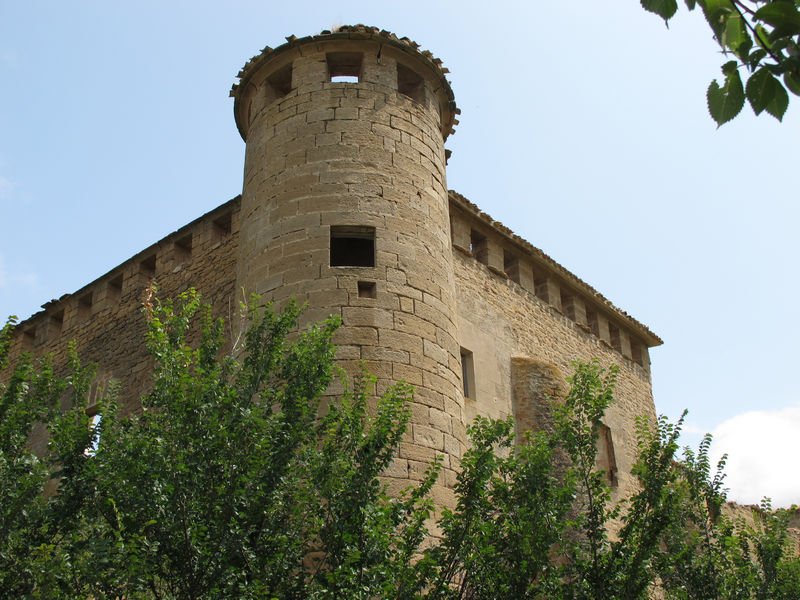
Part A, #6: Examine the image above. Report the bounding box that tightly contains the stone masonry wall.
[450,198,657,498]
[2,200,240,454]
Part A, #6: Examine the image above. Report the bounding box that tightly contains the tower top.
[230,24,459,141]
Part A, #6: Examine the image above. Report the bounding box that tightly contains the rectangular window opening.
[595,423,619,487]
[357,280,377,299]
[327,52,362,83]
[460,348,476,401]
[213,211,233,238]
[78,292,93,320]
[108,274,123,303]
[560,290,575,320]
[630,340,644,366]
[330,225,375,267]
[174,233,193,263]
[267,63,293,98]
[140,254,156,276]
[397,62,424,103]
[608,322,621,352]
[48,310,64,339]
[22,328,36,350]
[470,230,488,265]
[503,250,520,283]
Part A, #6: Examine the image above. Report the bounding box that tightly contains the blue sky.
[1,1,798,506]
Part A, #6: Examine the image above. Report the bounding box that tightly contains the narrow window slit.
[460,348,476,400]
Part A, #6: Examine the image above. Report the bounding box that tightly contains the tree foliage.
[1,291,798,598]
[641,0,800,125]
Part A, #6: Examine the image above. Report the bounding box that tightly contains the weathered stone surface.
[3,27,660,512]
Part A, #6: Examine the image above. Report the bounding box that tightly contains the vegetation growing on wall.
[1,292,798,599]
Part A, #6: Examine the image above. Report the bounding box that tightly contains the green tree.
[0,291,432,599]
[641,0,800,125]
[3,293,799,598]
[657,436,800,600]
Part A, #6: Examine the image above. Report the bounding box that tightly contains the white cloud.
[709,406,800,508]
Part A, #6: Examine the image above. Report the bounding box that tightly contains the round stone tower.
[230,25,463,503]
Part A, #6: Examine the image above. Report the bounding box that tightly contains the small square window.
[397,62,424,103]
[327,52,362,83]
[357,281,377,299]
[330,226,375,267]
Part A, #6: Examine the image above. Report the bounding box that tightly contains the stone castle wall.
[2,26,660,505]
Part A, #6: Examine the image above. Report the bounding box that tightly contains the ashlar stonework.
[2,25,662,506]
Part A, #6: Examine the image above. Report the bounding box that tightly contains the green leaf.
[707,61,745,126]
[748,48,769,70]
[754,2,800,35]
[641,0,679,22]
[684,0,697,9]
[785,70,800,95]
[746,67,789,120]
[746,67,778,114]
[701,0,735,43]
[722,11,749,53]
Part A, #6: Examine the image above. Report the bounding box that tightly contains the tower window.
[397,62,424,103]
[460,348,476,400]
[327,52,362,83]
[267,63,293,98]
[330,226,375,267]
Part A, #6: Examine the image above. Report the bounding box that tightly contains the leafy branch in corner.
[641,0,800,125]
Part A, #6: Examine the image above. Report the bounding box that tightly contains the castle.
[3,26,661,505]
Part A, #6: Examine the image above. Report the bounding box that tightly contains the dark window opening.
[460,349,475,400]
[631,340,644,366]
[586,308,599,336]
[560,290,575,320]
[78,292,93,320]
[357,281,377,299]
[22,328,36,350]
[534,275,550,303]
[327,52,362,83]
[470,230,488,265]
[213,211,232,238]
[140,255,156,277]
[503,250,520,283]
[330,226,375,267]
[48,310,64,339]
[608,322,621,352]
[397,62,424,103]
[174,233,192,263]
[108,274,123,303]
[595,423,618,487]
[267,63,293,98]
